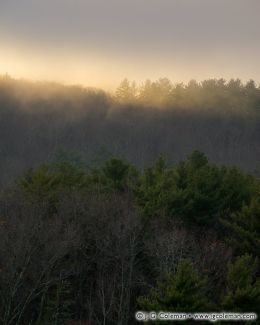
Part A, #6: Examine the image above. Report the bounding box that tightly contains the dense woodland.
[0,75,260,324]
[0,75,260,185]
[0,151,259,324]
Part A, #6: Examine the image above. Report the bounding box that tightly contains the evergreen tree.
[135,157,176,218]
[221,198,260,256]
[18,164,60,204]
[138,260,209,315]
[222,255,260,315]
[89,158,138,192]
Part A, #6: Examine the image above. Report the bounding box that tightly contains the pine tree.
[221,199,260,256]
[138,259,209,316]
[222,255,260,315]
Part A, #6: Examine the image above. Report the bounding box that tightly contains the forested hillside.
[1,0,259,323]
[0,76,259,324]
[0,152,259,324]
[0,76,260,185]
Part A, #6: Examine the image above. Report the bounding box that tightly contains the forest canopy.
[0,75,259,323]
[0,152,259,324]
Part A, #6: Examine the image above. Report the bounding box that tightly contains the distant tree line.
[115,77,260,111]
[0,75,259,186]
[0,151,259,324]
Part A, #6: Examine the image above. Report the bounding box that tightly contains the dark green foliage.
[175,152,257,226]
[135,156,176,218]
[219,167,256,213]
[172,152,224,225]
[187,150,209,169]
[222,255,260,314]
[17,152,259,233]
[18,161,87,201]
[1,151,260,324]
[138,260,209,313]
[221,198,260,256]
[89,157,138,192]
[17,160,88,218]
[136,151,257,227]
[53,161,86,189]
[18,164,60,203]
[102,158,132,191]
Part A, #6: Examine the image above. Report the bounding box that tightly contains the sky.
[0,0,259,90]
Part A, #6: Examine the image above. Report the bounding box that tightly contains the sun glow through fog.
[0,45,119,90]
[0,0,259,90]
[2,43,258,91]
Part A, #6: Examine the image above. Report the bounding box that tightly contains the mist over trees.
[0,75,260,323]
[0,75,260,185]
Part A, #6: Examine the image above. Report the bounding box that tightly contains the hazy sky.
[0,0,259,89]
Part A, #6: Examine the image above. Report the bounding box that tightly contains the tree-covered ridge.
[0,75,260,186]
[2,74,260,112]
[0,152,259,324]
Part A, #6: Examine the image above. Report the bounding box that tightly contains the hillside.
[0,76,259,185]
